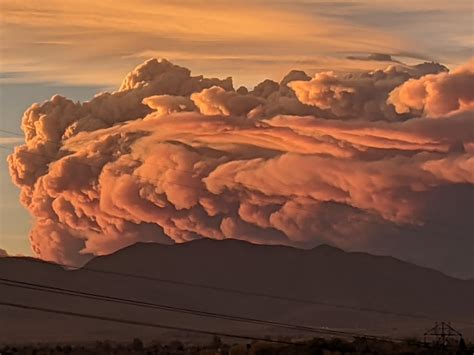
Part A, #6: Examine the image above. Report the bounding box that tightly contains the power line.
[0,277,431,348]
[0,278,341,336]
[0,277,405,343]
[0,300,299,346]
[5,256,473,327]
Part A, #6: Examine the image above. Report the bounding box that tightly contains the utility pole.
[423,321,463,349]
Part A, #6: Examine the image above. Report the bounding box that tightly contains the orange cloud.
[388,59,474,116]
[0,0,415,86]
[142,95,195,116]
[289,62,447,120]
[6,58,474,279]
[191,86,263,116]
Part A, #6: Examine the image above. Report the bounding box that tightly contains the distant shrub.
[131,337,144,351]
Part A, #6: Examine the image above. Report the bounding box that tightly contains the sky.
[0,0,473,277]
[1,0,473,86]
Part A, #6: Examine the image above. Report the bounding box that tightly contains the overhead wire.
[0,277,409,343]
[2,255,472,327]
[0,300,299,346]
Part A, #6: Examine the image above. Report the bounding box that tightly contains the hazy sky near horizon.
[0,0,473,274]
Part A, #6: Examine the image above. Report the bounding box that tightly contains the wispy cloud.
[0,136,24,146]
[4,0,468,86]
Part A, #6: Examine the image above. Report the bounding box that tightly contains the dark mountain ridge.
[1,239,473,343]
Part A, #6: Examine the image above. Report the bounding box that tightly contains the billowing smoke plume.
[388,59,474,116]
[289,62,448,121]
[7,58,474,277]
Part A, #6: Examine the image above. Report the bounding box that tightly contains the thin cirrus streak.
[6,57,474,278]
[4,0,473,87]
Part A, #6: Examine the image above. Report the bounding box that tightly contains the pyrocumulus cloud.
[7,58,474,277]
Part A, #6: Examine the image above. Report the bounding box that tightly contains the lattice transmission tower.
[423,321,463,348]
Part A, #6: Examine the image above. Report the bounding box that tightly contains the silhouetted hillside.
[1,239,473,343]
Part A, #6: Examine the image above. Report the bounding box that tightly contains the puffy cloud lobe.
[142,95,195,116]
[203,153,438,224]
[8,59,233,187]
[191,86,264,116]
[421,155,474,183]
[265,112,474,153]
[6,58,474,278]
[388,59,474,116]
[0,248,8,257]
[289,63,447,121]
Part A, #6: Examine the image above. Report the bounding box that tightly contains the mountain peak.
[311,243,344,254]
